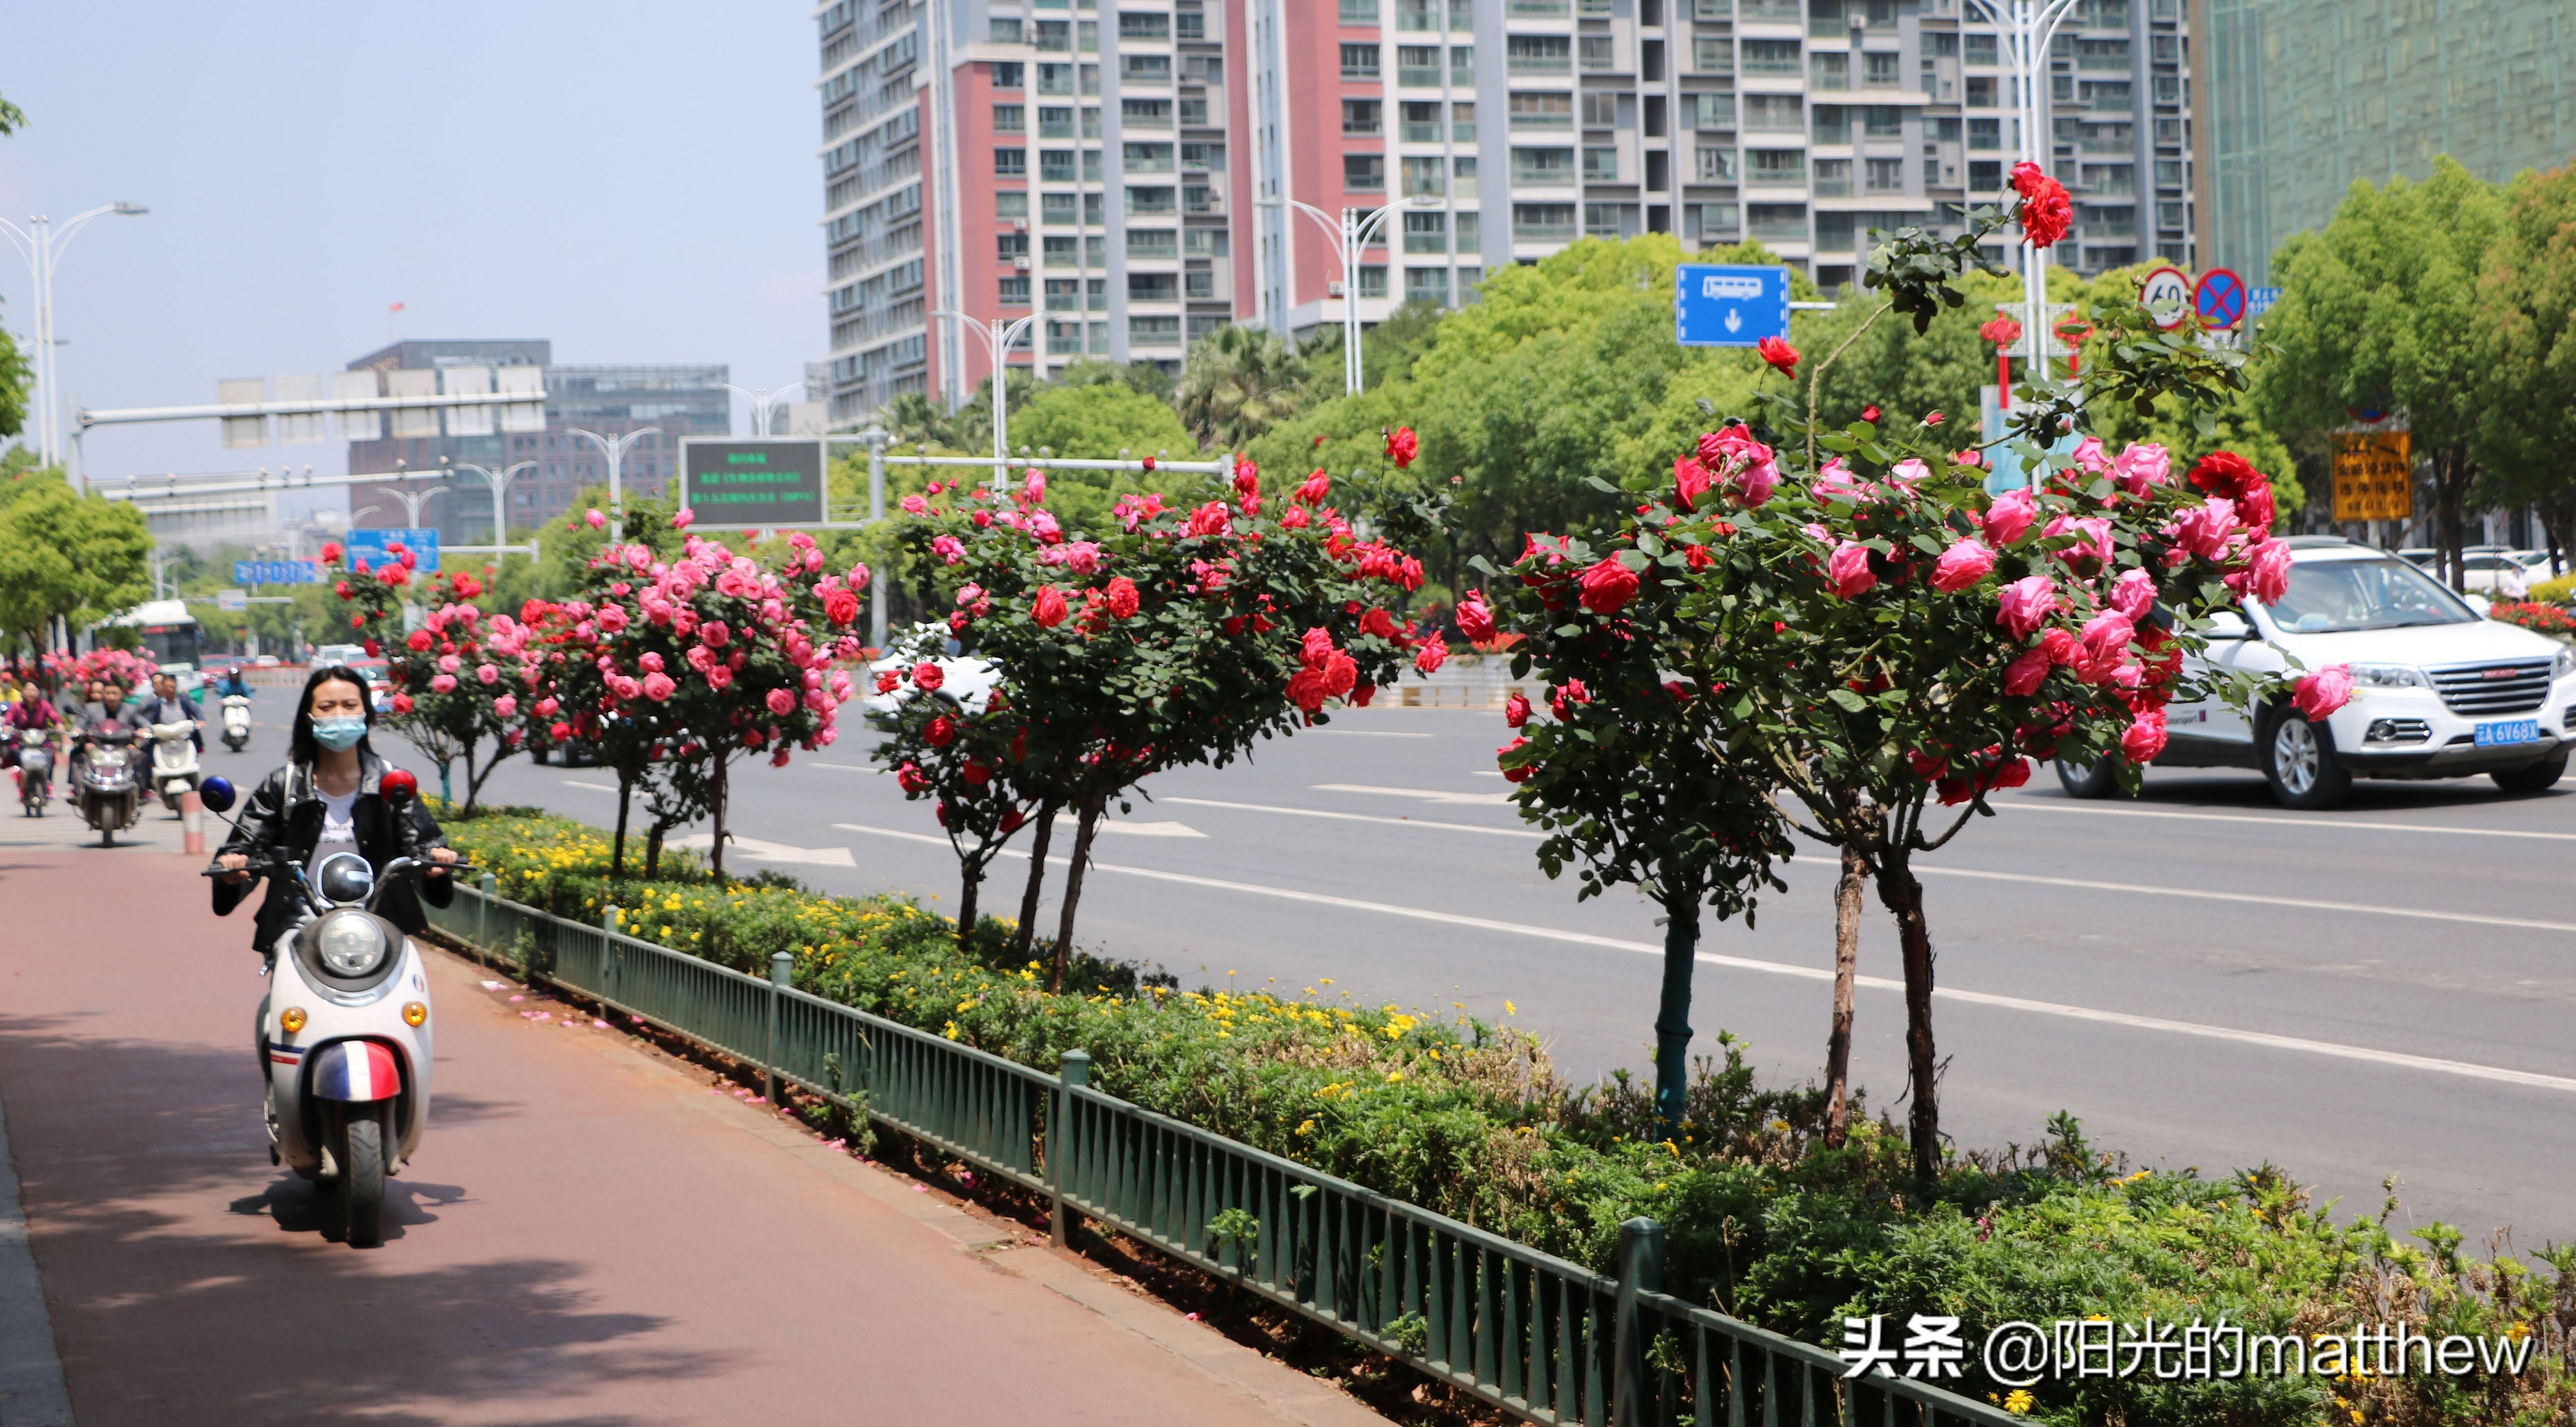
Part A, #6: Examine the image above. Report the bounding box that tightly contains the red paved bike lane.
[0,836,1385,1427]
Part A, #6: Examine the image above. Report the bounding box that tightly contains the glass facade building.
[2198,0,2576,283]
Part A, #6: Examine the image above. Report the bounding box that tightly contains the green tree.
[2254,157,2505,586]
[2473,163,2576,569]
[0,456,152,658]
[1172,324,1308,449]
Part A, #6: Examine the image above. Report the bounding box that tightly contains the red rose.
[406,630,433,652]
[1297,470,1330,504]
[2010,162,2072,249]
[912,661,945,692]
[1497,737,1533,783]
[362,638,380,655]
[824,589,861,626]
[1576,556,1640,614]
[1757,336,1799,377]
[1104,576,1140,620]
[319,541,343,564]
[1232,458,1259,497]
[1504,692,1531,727]
[1383,426,1418,468]
[450,574,483,599]
[1454,590,1496,642]
[1861,404,1881,423]
[2186,450,2266,502]
[896,762,929,794]
[961,761,992,787]
[925,714,956,747]
[1032,585,1070,628]
[390,694,414,715]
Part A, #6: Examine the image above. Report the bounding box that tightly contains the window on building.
[1184,227,1230,256]
[1964,76,1996,108]
[999,191,1031,221]
[992,62,1026,90]
[1744,94,1804,131]
[1122,97,1172,127]
[1506,35,1572,74]
[1043,234,1080,267]
[1357,264,1388,298]
[1861,51,1899,86]
[1395,0,1437,29]
[1578,36,1615,71]
[1124,141,1176,173]
[1812,156,1851,195]
[1402,156,1448,196]
[998,232,1029,259]
[1512,202,1576,239]
[1863,104,1902,137]
[994,105,1026,133]
[1131,314,1182,342]
[1127,227,1179,257]
[1583,202,1628,238]
[1742,39,1800,75]
[999,275,1031,306]
[1033,20,1071,50]
[1509,92,1573,129]
[1340,0,1380,19]
[1122,54,1172,83]
[1810,51,1849,89]
[1396,45,1440,84]
[1964,32,1997,66]
[1686,93,1735,130]
[1037,62,1074,95]
[2154,159,2183,189]
[1041,149,1076,182]
[1968,158,2003,190]
[1344,153,1387,192]
[1039,105,1076,138]
[1400,100,1443,141]
[1184,269,1215,299]
[1512,147,1575,184]
[995,147,1027,177]
[1340,43,1381,78]
[1176,11,1205,40]
[1403,210,1448,253]
[1179,96,1210,126]
[1451,100,1476,140]
[1695,144,1736,181]
[1344,99,1383,135]
[1042,191,1081,225]
[1582,147,1618,181]
[1967,117,2001,151]
[1126,186,1174,214]
[1865,157,1904,191]
[1119,11,1170,40]
[1747,148,1806,184]
[1405,267,1451,303]
[1180,141,1224,171]
[1581,91,1619,127]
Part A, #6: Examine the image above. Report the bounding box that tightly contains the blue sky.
[0,0,820,490]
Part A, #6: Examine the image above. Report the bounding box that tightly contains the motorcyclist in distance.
[212,665,456,957]
[139,671,205,751]
[78,678,143,735]
[212,665,254,700]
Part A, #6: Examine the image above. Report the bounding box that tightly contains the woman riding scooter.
[211,665,458,1244]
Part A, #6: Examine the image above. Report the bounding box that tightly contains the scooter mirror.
[199,776,237,813]
[380,768,418,807]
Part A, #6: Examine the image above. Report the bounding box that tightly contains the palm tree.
[1172,324,1308,450]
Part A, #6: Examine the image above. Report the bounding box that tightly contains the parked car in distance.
[312,643,367,668]
[860,623,998,721]
[251,655,281,668]
[2058,537,2574,809]
[2459,553,2533,599]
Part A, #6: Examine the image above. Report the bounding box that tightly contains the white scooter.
[149,718,201,815]
[219,694,253,752]
[200,771,461,1248]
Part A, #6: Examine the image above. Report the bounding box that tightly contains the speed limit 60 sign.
[2139,266,2191,330]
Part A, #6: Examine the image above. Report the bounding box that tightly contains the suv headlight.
[316,912,389,977]
[2347,663,2428,688]
[2556,647,2575,680]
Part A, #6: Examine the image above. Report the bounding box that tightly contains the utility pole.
[0,201,148,467]
[1257,196,1431,395]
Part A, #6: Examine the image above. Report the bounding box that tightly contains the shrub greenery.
[444,804,2572,1426]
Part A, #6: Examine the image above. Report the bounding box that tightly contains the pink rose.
[585,508,607,530]
[2121,710,2169,762]
[2069,436,2111,475]
[610,675,642,701]
[931,534,965,566]
[2292,665,2353,721]
[2111,442,2170,495]
[900,494,929,516]
[672,507,695,529]
[596,604,629,633]
[1888,457,1932,488]
[1981,486,2037,545]
[2234,537,2293,604]
[704,666,734,692]
[2079,610,2135,665]
[2172,498,2239,560]
[1826,541,1877,598]
[493,695,518,718]
[1930,538,1995,592]
[2003,646,2051,697]
[1995,574,2060,639]
[475,664,500,685]
[642,672,676,701]
[700,620,730,648]
[2109,567,2156,621]
[535,697,560,717]
[437,653,462,675]
[429,674,458,694]
[766,688,796,716]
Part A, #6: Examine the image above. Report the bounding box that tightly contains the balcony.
[1401,121,1442,143]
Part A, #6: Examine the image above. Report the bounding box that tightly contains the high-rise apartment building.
[2197,0,2574,284]
[817,0,2195,425]
[345,340,730,541]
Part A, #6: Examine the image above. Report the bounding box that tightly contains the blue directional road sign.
[345,527,441,573]
[2248,285,2282,320]
[1674,264,1790,347]
[2194,268,2248,331]
[232,559,320,586]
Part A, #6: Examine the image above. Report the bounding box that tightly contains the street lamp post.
[1962,0,2084,376]
[0,201,148,467]
[376,478,452,531]
[1258,195,1432,396]
[442,458,537,546]
[929,310,1039,489]
[565,427,663,525]
[716,381,807,438]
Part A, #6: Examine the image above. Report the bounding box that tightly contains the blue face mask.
[311,716,368,752]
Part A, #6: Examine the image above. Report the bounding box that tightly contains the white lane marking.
[1997,797,2576,843]
[1054,814,1204,839]
[1916,866,2576,934]
[667,833,856,868]
[1309,730,1436,738]
[1312,782,1511,806]
[827,822,2576,1094]
[813,761,885,773]
[561,779,619,792]
[1162,795,1543,839]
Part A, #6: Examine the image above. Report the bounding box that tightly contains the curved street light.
[565,427,663,523]
[442,458,538,547]
[716,381,807,438]
[1257,195,1435,396]
[0,200,149,466]
[930,309,1040,488]
[1961,0,2087,374]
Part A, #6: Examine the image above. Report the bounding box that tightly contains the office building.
[344,340,730,542]
[817,0,2196,425]
[2198,0,2575,283]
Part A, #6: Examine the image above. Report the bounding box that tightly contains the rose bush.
[328,551,527,812]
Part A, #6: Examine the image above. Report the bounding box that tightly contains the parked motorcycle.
[219,694,253,752]
[13,728,50,817]
[199,771,463,1248]
[149,718,202,814]
[71,730,143,846]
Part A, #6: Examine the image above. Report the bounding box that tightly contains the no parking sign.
[2194,268,2248,331]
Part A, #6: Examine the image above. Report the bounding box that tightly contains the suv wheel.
[2263,712,2352,810]
[2053,755,2126,800]
[2491,749,2568,795]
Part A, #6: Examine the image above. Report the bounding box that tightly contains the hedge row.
[444,806,2572,1427]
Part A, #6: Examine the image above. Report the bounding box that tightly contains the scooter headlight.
[316,912,389,977]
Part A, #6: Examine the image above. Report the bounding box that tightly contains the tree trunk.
[611,771,634,879]
[709,758,729,882]
[1650,889,1701,1136]
[956,863,982,949]
[2436,446,2469,592]
[645,819,670,880]
[1823,843,1868,1149]
[1874,849,1942,1182]
[1049,795,1104,992]
[1012,798,1061,960]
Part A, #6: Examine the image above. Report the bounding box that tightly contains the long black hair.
[290,664,377,765]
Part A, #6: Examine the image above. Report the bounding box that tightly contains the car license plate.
[2474,719,2540,747]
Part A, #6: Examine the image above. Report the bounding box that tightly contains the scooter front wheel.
[342,1109,387,1247]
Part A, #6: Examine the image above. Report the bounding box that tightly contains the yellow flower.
[1504,999,1517,1016]
[2003,1389,2034,1415]
[1296,1119,1316,1136]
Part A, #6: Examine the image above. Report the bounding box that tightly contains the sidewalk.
[0,821,1388,1426]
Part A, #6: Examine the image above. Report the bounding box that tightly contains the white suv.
[2059,538,2575,809]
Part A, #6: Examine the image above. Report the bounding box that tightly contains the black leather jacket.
[210,750,452,951]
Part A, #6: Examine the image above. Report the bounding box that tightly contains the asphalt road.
[193,696,2576,1250]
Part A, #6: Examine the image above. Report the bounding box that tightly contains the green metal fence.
[431,880,2015,1427]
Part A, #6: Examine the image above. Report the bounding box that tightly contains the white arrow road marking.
[1916,866,2576,934]
[667,832,856,868]
[830,819,2576,1093]
[1054,814,1204,839]
[1997,797,2576,843]
[560,779,619,792]
[1311,783,1511,806]
[1163,796,1541,839]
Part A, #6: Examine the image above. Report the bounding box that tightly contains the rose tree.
[324,547,531,813]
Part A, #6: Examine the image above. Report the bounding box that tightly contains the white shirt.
[309,788,361,885]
